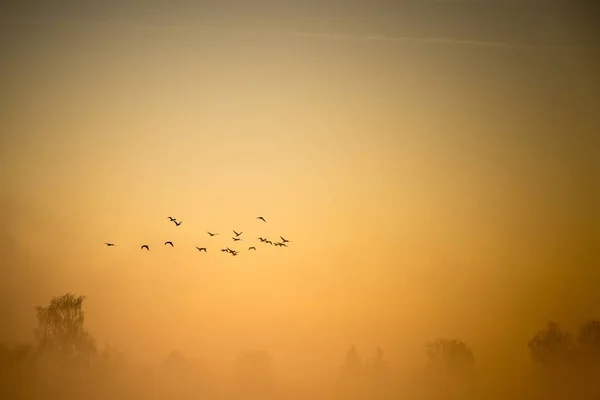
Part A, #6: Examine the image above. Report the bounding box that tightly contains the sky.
[1,0,599,383]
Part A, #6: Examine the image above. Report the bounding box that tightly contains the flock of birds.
[103,216,291,257]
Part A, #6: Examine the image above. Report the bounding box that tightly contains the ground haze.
[1,1,599,399]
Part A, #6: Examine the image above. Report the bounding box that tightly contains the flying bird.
[233,230,243,237]
[220,248,228,252]
[165,241,174,247]
[168,217,177,222]
[265,240,273,245]
[173,220,182,226]
[196,247,207,252]
[104,242,115,247]
[207,232,218,236]
[231,250,238,256]
[280,236,290,243]
[232,237,241,242]
[258,237,266,242]
[256,216,266,223]
[248,246,256,250]
[275,242,288,247]
[141,245,150,251]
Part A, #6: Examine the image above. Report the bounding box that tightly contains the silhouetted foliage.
[340,345,362,379]
[35,293,96,360]
[577,320,600,357]
[0,343,36,400]
[527,320,600,399]
[405,338,478,400]
[370,346,388,381]
[233,350,275,399]
[367,346,394,399]
[528,322,575,366]
[425,338,476,374]
[5,291,600,399]
[156,350,209,400]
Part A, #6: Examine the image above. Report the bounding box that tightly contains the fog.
[1,1,599,399]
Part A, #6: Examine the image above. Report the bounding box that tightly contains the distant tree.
[35,293,96,363]
[577,320,600,357]
[160,350,190,373]
[425,338,476,375]
[157,350,205,400]
[371,346,388,380]
[528,321,575,366]
[337,345,365,399]
[341,345,362,378]
[367,346,393,399]
[575,320,600,398]
[233,350,275,399]
[0,343,36,400]
[526,321,600,399]
[415,338,478,399]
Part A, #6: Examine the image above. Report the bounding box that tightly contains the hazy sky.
[1,0,599,379]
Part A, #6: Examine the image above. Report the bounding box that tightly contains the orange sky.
[1,2,599,381]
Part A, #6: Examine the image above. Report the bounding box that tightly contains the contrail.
[261,29,600,53]
[4,15,599,53]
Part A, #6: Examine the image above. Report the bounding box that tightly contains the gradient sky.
[1,0,599,381]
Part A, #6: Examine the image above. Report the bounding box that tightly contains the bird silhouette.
[265,240,273,245]
[248,246,256,250]
[168,217,177,222]
[196,247,207,252]
[233,230,242,237]
[104,242,115,247]
[280,236,290,243]
[256,216,266,223]
[220,248,228,253]
[231,250,238,256]
[258,237,266,242]
[165,241,174,247]
[174,220,182,226]
[207,232,218,236]
[141,245,150,251]
[275,242,288,247]
[232,237,241,242]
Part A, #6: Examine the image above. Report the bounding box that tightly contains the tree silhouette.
[35,293,96,363]
[425,338,476,374]
[411,338,478,400]
[526,321,599,399]
[577,320,600,357]
[575,320,600,398]
[337,345,365,399]
[0,343,35,400]
[371,346,387,379]
[368,346,392,398]
[233,350,275,399]
[528,321,575,366]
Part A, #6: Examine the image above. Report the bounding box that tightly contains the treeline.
[1,293,600,399]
